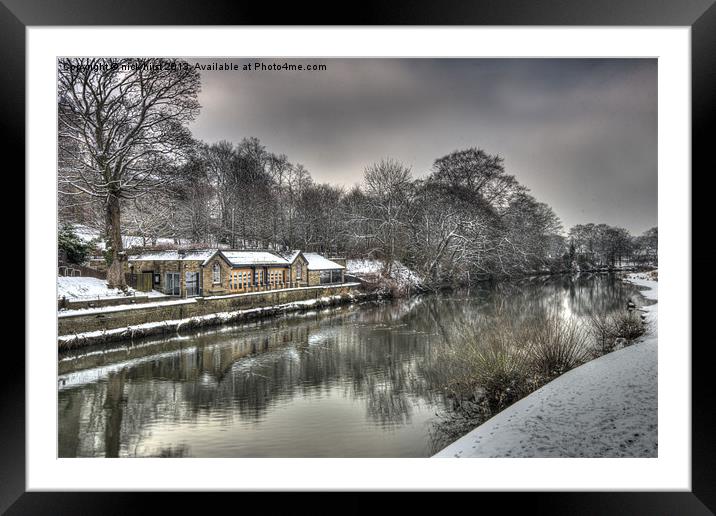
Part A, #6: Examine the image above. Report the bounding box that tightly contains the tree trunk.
[106,194,127,289]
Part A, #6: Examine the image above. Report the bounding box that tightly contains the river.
[58,273,647,458]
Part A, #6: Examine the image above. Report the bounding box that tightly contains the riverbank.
[58,283,370,348]
[433,271,658,458]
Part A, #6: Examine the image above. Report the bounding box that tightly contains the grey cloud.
[188,58,657,234]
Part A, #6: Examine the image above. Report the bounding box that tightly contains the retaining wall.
[58,294,155,311]
[58,283,362,336]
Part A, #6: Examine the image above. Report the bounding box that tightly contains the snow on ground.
[58,276,135,300]
[346,259,383,275]
[624,270,658,301]
[58,277,166,301]
[434,271,658,458]
[346,259,423,288]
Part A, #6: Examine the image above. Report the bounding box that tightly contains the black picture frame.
[5,0,711,513]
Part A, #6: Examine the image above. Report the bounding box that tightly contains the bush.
[430,312,591,414]
[588,310,648,356]
[427,308,648,443]
[521,316,591,379]
[589,312,619,355]
[58,223,96,265]
[610,311,648,341]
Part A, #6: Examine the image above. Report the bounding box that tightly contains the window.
[320,270,332,284]
[212,262,221,284]
[296,264,302,280]
[165,272,180,295]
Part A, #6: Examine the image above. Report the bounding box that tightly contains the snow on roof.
[280,250,303,263]
[221,251,289,266]
[128,249,218,264]
[303,253,345,270]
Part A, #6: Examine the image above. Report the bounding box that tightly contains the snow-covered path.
[433,273,658,458]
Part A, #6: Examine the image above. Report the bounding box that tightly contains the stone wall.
[307,269,344,286]
[58,283,362,336]
[59,294,153,311]
[307,270,321,287]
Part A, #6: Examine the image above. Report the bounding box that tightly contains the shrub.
[610,311,648,341]
[58,223,96,265]
[588,312,619,355]
[521,315,591,379]
[588,310,648,356]
[428,316,534,413]
[427,304,650,446]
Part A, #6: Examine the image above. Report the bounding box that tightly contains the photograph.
[56,57,659,459]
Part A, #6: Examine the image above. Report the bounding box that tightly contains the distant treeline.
[61,138,656,285]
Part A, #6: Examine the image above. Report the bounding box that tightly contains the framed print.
[6,0,713,512]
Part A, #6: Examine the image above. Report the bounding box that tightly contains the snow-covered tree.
[58,58,201,288]
[360,159,414,271]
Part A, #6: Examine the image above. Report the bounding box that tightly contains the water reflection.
[58,274,646,457]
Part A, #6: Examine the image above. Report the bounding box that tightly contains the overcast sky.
[188,58,657,235]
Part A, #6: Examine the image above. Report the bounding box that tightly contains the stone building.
[303,253,345,286]
[127,248,345,297]
[127,249,231,297]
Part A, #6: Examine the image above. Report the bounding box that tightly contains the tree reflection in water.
[58,274,646,457]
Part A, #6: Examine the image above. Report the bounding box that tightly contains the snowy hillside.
[346,259,425,294]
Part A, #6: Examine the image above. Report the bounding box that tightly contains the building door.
[185,271,200,297]
[136,272,153,292]
[165,272,180,295]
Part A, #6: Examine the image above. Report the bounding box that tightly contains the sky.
[188,58,657,235]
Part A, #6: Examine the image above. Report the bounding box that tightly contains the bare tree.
[361,159,414,272]
[58,58,201,287]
